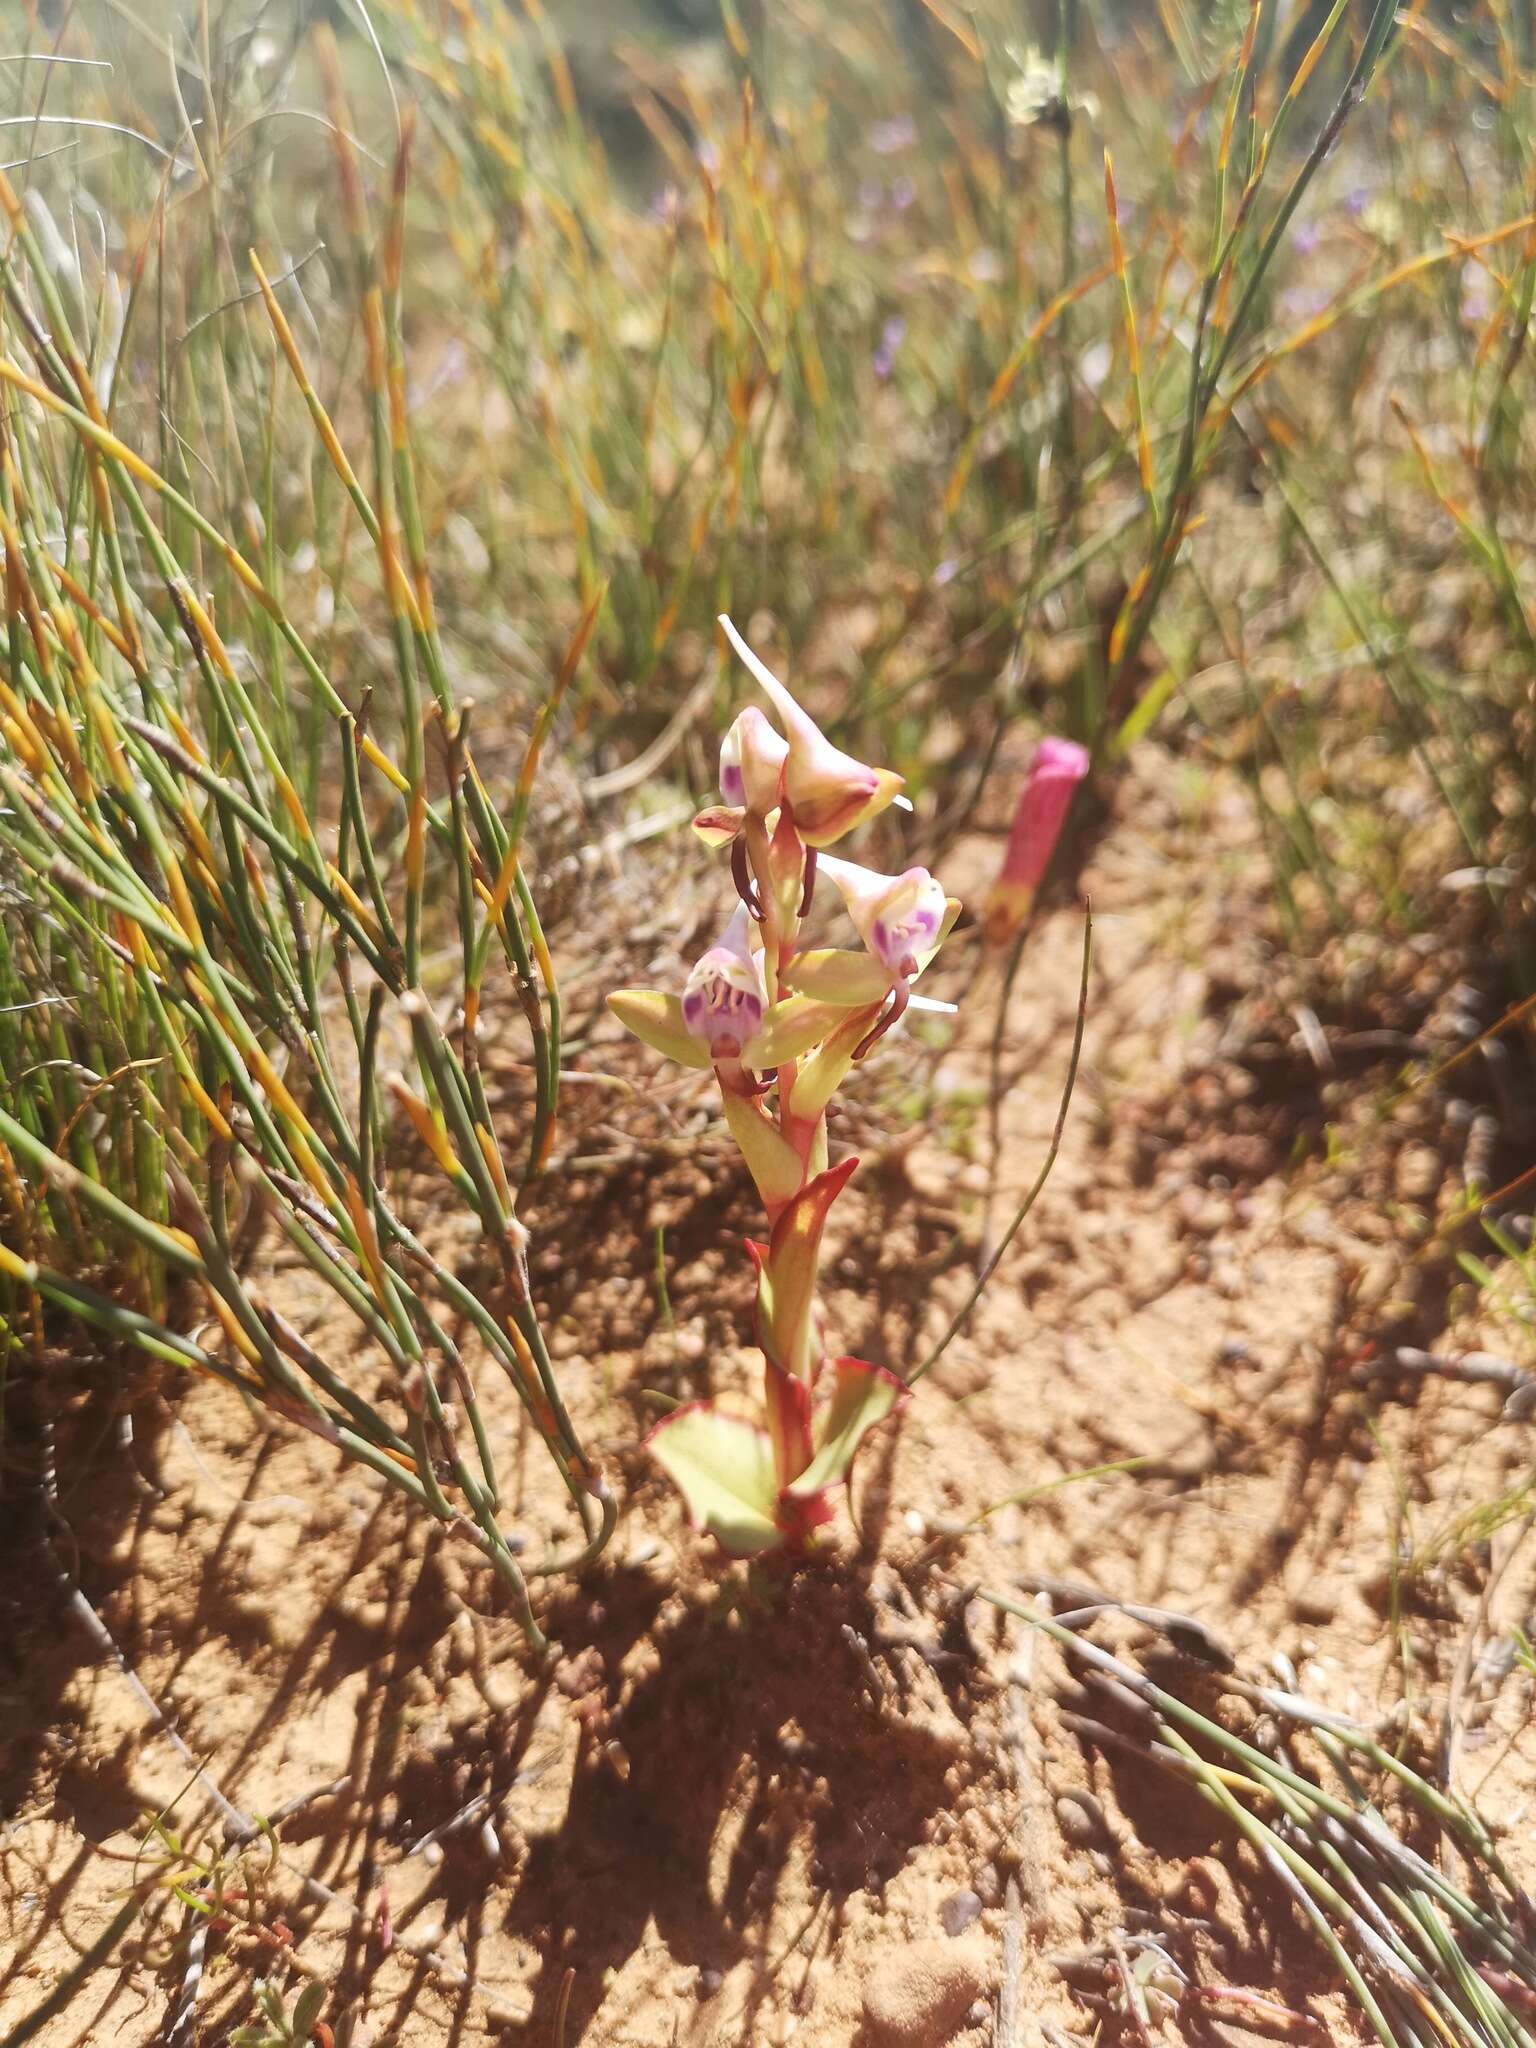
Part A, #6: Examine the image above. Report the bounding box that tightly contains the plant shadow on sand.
[482,1568,974,2042]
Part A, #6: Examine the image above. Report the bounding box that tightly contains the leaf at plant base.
[781,947,890,1006]
[742,995,850,1067]
[607,989,712,1069]
[720,1090,804,1211]
[760,1155,858,1377]
[648,1403,784,1555]
[788,1356,908,1498]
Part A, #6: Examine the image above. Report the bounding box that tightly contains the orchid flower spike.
[718,614,904,847]
[681,903,765,1059]
[985,737,1089,945]
[816,854,949,979]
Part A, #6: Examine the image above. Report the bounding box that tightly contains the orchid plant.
[609,618,959,1557]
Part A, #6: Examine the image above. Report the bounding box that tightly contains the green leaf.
[607,989,712,1069]
[648,1404,785,1555]
[291,1981,326,2041]
[789,1357,906,1497]
[1111,660,1183,759]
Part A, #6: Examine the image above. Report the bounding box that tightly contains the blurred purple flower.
[932,558,959,588]
[1461,272,1494,327]
[870,115,916,155]
[1344,183,1370,218]
[891,176,916,213]
[873,315,907,381]
[1293,221,1321,256]
[1279,285,1330,323]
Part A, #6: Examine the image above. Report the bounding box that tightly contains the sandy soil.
[4,746,1533,2047]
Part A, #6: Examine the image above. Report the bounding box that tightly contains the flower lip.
[817,853,948,977]
[681,905,766,1056]
[867,869,948,974]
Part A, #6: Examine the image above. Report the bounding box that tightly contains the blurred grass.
[362,0,1532,975]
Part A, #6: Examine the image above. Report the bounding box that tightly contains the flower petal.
[718,613,904,847]
[818,854,948,972]
[607,989,713,1069]
[682,904,765,1054]
[720,707,788,814]
[648,1404,783,1555]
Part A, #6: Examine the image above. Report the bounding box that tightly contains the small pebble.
[1055,1790,1109,1847]
[1290,1589,1334,1626]
[939,1888,982,1937]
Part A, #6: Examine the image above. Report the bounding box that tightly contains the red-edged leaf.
[761,1156,858,1377]
[774,1484,839,1551]
[787,1357,908,1498]
[763,1352,814,1489]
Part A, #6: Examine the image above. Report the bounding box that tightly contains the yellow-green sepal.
[787,1006,878,1121]
[607,989,712,1069]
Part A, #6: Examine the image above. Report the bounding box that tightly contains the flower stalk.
[609,617,958,1555]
